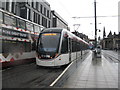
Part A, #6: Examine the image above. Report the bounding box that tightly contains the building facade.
[101,32,120,50]
[0,0,51,28]
[0,0,68,29]
[51,10,68,30]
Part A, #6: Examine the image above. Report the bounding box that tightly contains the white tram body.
[36,28,89,66]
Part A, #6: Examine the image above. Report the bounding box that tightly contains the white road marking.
[50,61,74,87]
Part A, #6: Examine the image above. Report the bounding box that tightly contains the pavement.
[62,51,118,88]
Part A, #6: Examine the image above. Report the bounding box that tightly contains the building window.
[38,3,40,12]
[20,6,27,19]
[6,2,9,11]
[42,17,44,26]
[32,2,34,8]
[0,1,2,9]
[42,17,47,27]
[36,2,39,10]
[50,11,51,19]
[38,14,40,24]
[47,10,49,18]
[33,1,36,9]
[27,8,31,21]
[33,12,38,23]
[52,18,57,27]
[33,11,35,22]
[35,14,38,23]
[30,10,32,21]
[27,0,31,6]
[29,9,31,21]
[44,7,46,16]
[40,4,43,14]
[48,21,50,28]
[0,11,3,24]
[11,2,15,14]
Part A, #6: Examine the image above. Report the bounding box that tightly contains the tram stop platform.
[62,51,118,88]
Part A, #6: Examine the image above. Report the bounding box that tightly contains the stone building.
[0,0,68,29]
[101,31,120,50]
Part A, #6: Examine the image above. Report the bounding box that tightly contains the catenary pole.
[94,0,97,48]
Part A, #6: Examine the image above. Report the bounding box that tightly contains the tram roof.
[41,28,89,45]
[41,28,63,33]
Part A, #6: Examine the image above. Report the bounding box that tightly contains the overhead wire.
[72,15,119,19]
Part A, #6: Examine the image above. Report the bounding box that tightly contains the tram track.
[2,51,90,88]
[2,62,67,88]
[102,51,119,63]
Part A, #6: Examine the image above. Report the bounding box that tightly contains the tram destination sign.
[1,27,29,39]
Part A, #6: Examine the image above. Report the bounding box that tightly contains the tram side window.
[82,43,86,50]
[79,42,82,50]
[17,19,26,30]
[4,14,16,27]
[80,42,83,50]
[34,25,40,33]
[85,44,87,50]
[26,22,34,32]
[76,42,80,51]
[68,38,72,53]
[83,43,86,50]
[80,42,84,50]
[61,37,68,54]
[72,40,76,52]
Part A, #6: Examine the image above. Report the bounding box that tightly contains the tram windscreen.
[38,33,60,53]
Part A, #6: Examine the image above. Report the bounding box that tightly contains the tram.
[0,9,44,67]
[36,28,89,66]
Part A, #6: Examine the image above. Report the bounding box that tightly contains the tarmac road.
[2,62,66,88]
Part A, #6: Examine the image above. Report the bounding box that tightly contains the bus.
[0,9,44,67]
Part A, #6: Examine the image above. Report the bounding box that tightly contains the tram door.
[68,38,72,62]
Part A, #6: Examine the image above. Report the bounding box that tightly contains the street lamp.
[90,23,102,46]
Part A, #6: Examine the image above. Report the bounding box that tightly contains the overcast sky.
[47,0,119,39]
